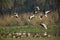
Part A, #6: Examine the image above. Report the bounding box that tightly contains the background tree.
[58,0,60,21]
[1,0,59,16]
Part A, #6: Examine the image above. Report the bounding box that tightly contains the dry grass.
[0,10,59,26]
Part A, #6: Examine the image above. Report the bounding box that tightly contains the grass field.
[0,37,60,40]
[0,24,60,35]
[0,24,60,40]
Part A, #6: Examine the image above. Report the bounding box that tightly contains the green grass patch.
[0,24,60,36]
[0,37,60,40]
[0,25,43,33]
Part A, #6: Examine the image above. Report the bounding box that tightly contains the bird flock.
[10,6,51,37]
[0,32,51,38]
[28,6,51,36]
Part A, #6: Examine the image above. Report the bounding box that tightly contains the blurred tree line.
[0,0,60,19]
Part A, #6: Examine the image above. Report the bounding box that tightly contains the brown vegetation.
[0,10,59,26]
